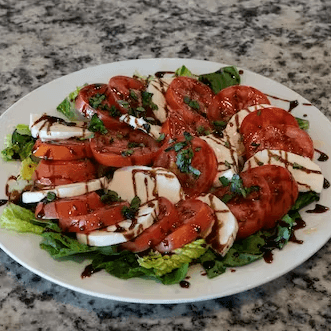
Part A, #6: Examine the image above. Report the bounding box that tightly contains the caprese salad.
[0,65,326,286]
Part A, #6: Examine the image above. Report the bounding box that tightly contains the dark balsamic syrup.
[179,280,190,288]
[81,264,100,278]
[306,204,329,214]
[314,149,329,162]
[323,178,330,189]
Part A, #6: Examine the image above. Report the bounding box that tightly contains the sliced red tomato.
[32,139,93,161]
[33,159,97,186]
[214,168,272,240]
[165,77,213,135]
[153,134,218,197]
[59,201,130,233]
[248,165,298,229]
[90,126,160,167]
[161,111,196,138]
[35,192,104,219]
[108,75,145,113]
[243,124,314,159]
[120,197,180,252]
[75,83,126,129]
[207,85,270,123]
[240,107,299,139]
[155,199,215,253]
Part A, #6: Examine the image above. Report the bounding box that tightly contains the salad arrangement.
[0,64,325,286]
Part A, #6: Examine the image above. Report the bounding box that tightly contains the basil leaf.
[198,66,241,94]
[88,114,108,134]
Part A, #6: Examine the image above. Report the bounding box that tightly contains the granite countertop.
[0,0,330,330]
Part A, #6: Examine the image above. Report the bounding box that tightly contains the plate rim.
[0,58,330,304]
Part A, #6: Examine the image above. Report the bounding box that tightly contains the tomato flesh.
[155,199,215,253]
[33,159,97,186]
[153,134,218,197]
[208,85,270,123]
[90,127,160,167]
[121,197,180,252]
[165,77,213,135]
[243,124,314,159]
[35,192,104,219]
[32,139,93,161]
[59,201,130,233]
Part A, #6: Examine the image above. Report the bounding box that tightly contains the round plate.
[0,58,330,304]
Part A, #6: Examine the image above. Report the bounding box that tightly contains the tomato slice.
[153,134,218,197]
[120,197,180,252]
[90,126,160,167]
[214,168,272,240]
[165,77,213,135]
[155,199,215,253]
[239,107,299,138]
[207,85,270,123]
[243,124,314,159]
[59,201,130,233]
[108,75,146,112]
[32,139,93,161]
[35,192,104,219]
[75,83,126,129]
[248,165,298,229]
[161,111,196,138]
[33,159,97,186]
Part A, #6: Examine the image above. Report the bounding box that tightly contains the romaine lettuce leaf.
[0,203,44,234]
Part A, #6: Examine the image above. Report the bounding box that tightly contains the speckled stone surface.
[0,0,331,330]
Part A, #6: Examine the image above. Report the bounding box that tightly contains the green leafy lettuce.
[57,84,87,120]
[0,203,44,234]
[1,125,35,162]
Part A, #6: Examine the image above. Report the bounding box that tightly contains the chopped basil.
[88,114,108,134]
[108,105,121,117]
[117,100,130,109]
[101,190,121,204]
[213,120,227,132]
[46,192,57,202]
[292,162,303,169]
[176,148,201,177]
[129,89,138,101]
[121,149,134,157]
[220,194,234,204]
[122,196,141,220]
[156,133,166,142]
[175,65,196,78]
[183,96,200,110]
[224,160,231,168]
[89,93,106,109]
[219,176,230,186]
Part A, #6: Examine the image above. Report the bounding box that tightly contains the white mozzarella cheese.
[223,104,272,156]
[146,77,174,123]
[76,200,159,247]
[30,114,93,141]
[197,193,238,256]
[243,149,324,193]
[22,177,108,203]
[107,166,184,205]
[119,114,162,140]
[200,135,239,187]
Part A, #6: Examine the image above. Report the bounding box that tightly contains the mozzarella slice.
[107,166,184,205]
[223,104,272,156]
[30,114,93,141]
[76,200,159,247]
[201,134,239,187]
[197,193,238,256]
[243,149,324,193]
[146,76,174,123]
[22,177,108,203]
[119,114,162,140]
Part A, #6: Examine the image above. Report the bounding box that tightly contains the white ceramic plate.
[0,58,330,304]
